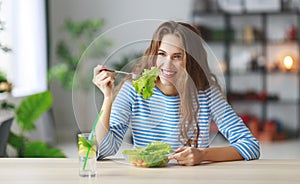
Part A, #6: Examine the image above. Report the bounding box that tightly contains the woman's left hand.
[168,147,204,166]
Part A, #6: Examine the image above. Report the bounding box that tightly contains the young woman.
[92,21,260,166]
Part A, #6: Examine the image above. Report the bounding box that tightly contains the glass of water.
[78,133,97,177]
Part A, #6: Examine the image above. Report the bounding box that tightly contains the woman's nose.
[167,55,173,61]
[163,57,173,67]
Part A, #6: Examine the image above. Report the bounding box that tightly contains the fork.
[100,68,140,80]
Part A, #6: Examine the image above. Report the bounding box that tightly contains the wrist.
[103,95,114,103]
[200,148,209,162]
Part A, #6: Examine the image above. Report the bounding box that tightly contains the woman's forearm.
[202,146,243,162]
[170,145,244,166]
[95,96,113,144]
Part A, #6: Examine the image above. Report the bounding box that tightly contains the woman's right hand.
[93,65,115,98]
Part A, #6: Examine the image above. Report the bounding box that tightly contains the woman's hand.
[168,147,205,166]
[93,65,115,98]
[169,146,244,166]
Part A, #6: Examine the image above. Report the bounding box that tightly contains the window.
[0,0,47,97]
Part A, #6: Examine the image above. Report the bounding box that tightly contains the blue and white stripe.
[97,81,260,160]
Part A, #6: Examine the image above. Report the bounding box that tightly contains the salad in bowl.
[122,142,173,168]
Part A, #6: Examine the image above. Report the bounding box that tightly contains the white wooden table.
[0,158,299,184]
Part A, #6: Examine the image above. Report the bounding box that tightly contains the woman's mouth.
[161,69,177,78]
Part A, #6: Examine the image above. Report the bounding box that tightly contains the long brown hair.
[117,21,220,148]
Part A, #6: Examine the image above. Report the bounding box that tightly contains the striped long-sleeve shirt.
[97,81,260,160]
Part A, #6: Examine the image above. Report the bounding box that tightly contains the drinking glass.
[78,133,97,177]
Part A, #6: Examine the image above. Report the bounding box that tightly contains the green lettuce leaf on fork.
[132,67,160,99]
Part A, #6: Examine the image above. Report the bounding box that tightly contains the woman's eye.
[158,52,165,56]
[174,55,182,59]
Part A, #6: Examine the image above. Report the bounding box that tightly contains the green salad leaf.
[132,67,160,99]
[123,142,173,167]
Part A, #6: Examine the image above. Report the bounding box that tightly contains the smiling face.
[155,34,186,95]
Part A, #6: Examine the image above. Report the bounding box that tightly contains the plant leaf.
[8,131,27,155]
[16,91,53,132]
[56,41,72,63]
[24,141,66,158]
[78,137,92,148]
[0,70,8,82]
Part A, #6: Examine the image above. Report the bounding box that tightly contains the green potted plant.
[48,18,112,90]
[7,91,66,157]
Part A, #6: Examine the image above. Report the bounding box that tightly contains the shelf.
[230,99,299,104]
[266,71,300,75]
[192,8,300,136]
[228,71,264,76]
[228,71,300,76]
[204,39,299,46]
[229,99,274,103]
[266,100,300,105]
[229,40,263,45]
[231,39,299,44]
[266,40,299,45]
[192,10,300,17]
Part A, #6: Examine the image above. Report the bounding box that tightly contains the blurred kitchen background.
[1,0,300,158]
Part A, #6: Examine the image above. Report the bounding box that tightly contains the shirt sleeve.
[207,87,260,160]
[97,81,135,159]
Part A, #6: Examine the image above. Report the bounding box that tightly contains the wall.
[48,0,193,142]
